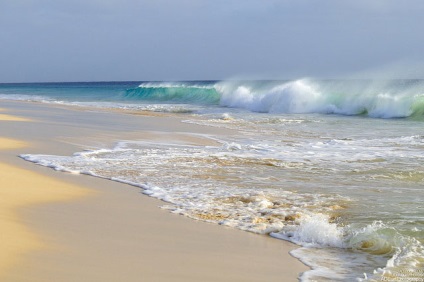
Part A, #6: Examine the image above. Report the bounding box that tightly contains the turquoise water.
[2,80,424,281]
[2,79,424,118]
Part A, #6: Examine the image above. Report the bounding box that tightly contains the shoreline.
[0,101,308,281]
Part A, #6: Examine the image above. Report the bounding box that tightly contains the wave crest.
[123,82,220,104]
[217,79,424,118]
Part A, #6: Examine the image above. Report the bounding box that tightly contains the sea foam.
[216,79,424,118]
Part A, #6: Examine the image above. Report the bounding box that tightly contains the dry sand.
[0,112,30,122]
[0,101,308,281]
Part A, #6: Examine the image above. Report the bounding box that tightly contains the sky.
[1,0,424,82]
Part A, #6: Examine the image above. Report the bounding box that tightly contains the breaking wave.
[2,79,424,119]
[122,82,221,104]
[122,79,424,119]
[216,79,424,119]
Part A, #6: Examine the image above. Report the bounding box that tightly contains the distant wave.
[216,79,424,119]
[119,80,424,119]
[122,82,221,104]
[2,80,424,119]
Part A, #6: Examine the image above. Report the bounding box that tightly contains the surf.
[216,79,424,119]
[122,82,221,105]
[119,79,424,119]
[2,79,424,119]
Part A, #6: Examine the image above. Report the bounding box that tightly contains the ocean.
[1,79,423,281]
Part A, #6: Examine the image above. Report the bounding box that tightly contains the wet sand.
[0,101,308,281]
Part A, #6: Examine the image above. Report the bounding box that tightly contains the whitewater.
[1,79,424,281]
[2,79,424,118]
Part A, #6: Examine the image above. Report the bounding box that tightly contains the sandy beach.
[0,101,308,281]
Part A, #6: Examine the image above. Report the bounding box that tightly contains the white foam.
[216,79,424,118]
[272,214,345,248]
[19,141,347,235]
[137,82,215,89]
[0,94,54,103]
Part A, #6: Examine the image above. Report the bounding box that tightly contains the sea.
[1,79,423,281]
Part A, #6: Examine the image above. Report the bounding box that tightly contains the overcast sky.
[1,0,424,82]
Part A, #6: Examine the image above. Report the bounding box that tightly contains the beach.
[2,0,424,279]
[0,100,308,281]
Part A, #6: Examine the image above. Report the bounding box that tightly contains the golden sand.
[0,138,89,278]
[0,113,30,122]
[0,138,28,150]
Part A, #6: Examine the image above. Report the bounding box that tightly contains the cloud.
[1,0,424,81]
